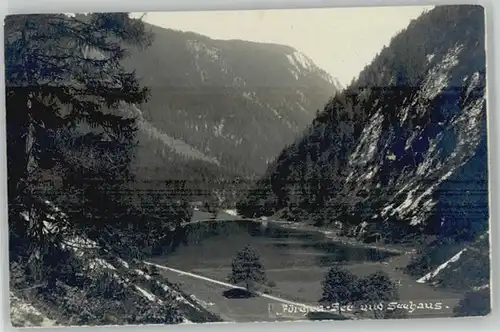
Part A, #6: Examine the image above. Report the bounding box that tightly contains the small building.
[189,201,204,208]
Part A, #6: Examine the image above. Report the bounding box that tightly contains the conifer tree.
[228,245,267,293]
[320,264,358,316]
[5,13,153,257]
[354,270,399,319]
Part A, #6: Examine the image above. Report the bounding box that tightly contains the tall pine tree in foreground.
[4,12,152,262]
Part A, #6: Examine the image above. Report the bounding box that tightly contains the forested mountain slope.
[237,5,489,294]
[120,24,341,178]
[40,18,341,204]
[5,13,226,326]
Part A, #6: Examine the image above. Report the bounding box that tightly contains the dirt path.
[144,261,353,322]
[179,212,462,319]
[145,261,330,307]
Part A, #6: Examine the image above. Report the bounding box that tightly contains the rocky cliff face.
[237,5,489,289]
[340,44,487,238]
[121,25,341,178]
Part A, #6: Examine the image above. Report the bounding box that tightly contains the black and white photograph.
[4,4,491,327]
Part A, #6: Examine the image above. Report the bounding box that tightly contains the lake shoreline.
[156,215,462,321]
[264,220,415,256]
[191,210,415,256]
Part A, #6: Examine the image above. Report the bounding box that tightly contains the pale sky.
[136,6,433,87]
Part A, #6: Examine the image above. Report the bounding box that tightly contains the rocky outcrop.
[237,5,489,288]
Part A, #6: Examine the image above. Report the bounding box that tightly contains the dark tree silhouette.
[320,264,358,316]
[5,13,154,260]
[228,245,267,293]
[354,270,400,319]
[355,271,398,302]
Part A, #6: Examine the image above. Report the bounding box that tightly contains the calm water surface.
[155,221,398,271]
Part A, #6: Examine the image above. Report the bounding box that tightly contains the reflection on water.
[159,220,397,270]
[252,222,395,265]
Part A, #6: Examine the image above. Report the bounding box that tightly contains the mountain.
[38,19,341,205]
[119,24,341,179]
[237,5,489,293]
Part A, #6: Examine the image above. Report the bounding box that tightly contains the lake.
[148,219,463,319]
[169,220,396,268]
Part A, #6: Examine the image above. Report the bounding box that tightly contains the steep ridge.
[121,24,341,177]
[237,5,489,295]
[9,199,222,326]
[415,232,490,290]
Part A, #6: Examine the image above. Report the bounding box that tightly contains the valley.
[6,5,491,327]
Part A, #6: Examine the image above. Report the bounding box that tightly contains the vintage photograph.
[4,5,490,327]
